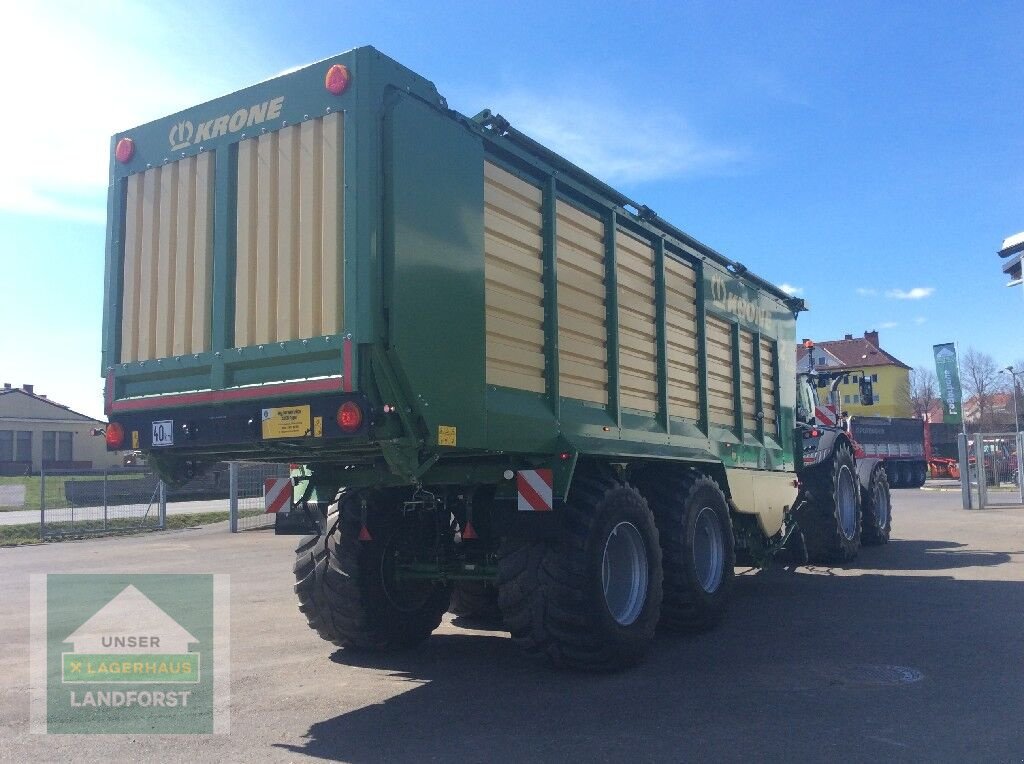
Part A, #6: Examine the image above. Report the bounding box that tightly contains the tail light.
[105,422,125,449]
[115,138,135,163]
[336,401,363,432]
[324,64,351,95]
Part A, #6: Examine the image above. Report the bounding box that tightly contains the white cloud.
[914,316,927,325]
[779,283,803,296]
[856,288,878,296]
[480,89,740,185]
[878,321,899,329]
[886,287,935,300]
[0,3,250,222]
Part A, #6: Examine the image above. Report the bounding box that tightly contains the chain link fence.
[31,462,288,538]
[39,466,165,538]
[961,432,1023,509]
[229,462,290,532]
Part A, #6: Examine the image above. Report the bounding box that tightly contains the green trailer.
[101,46,889,670]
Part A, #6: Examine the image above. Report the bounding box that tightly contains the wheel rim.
[693,506,725,593]
[873,479,889,529]
[601,521,648,626]
[837,465,858,540]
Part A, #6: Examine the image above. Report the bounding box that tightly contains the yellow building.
[796,331,911,418]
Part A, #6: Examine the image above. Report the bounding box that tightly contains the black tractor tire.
[861,465,892,546]
[901,462,914,488]
[800,443,862,563]
[496,473,663,671]
[883,463,899,489]
[449,581,501,622]
[914,462,928,488]
[636,470,735,632]
[293,490,451,651]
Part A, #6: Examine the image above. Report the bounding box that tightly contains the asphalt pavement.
[1,487,1023,762]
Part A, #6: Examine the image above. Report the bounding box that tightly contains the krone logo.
[169,121,195,151]
[166,96,285,151]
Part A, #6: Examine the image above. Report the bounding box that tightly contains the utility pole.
[1001,366,1022,435]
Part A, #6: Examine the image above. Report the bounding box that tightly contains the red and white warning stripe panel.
[814,406,837,427]
[264,478,292,514]
[517,469,553,512]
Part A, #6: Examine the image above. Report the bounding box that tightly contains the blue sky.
[1,1,1021,419]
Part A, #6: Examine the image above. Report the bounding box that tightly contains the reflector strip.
[264,478,292,514]
[110,377,343,412]
[517,469,553,512]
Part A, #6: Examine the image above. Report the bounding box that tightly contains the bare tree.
[908,367,938,420]
[1002,359,1024,430]
[961,348,1007,429]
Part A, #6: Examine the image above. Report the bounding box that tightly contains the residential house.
[796,331,912,418]
[963,392,1017,431]
[0,384,122,475]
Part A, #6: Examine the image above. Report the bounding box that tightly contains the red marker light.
[115,138,135,163]
[324,64,351,95]
[105,422,125,449]
[336,401,363,432]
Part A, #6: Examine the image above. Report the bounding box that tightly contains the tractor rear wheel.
[861,465,892,546]
[800,443,862,563]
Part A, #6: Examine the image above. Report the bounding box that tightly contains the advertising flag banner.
[933,343,963,425]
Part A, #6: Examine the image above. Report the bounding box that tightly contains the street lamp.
[1001,366,1022,434]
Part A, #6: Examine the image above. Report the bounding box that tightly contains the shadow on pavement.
[274,562,1024,762]
[837,539,1012,571]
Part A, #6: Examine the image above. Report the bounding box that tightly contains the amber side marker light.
[105,422,125,449]
[336,401,363,432]
[325,64,351,95]
[115,138,135,163]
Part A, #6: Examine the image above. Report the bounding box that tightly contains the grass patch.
[0,511,232,547]
[0,474,147,512]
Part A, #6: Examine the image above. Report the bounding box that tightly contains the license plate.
[261,406,311,439]
[151,420,174,447]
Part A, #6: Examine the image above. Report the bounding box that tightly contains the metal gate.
[959,432,1023,508]
[228,462,290,532]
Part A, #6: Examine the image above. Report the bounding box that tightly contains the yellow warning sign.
[262,405,311,439]
[313,416,323,437]
[131,430,140,449]
[438,425,457,447]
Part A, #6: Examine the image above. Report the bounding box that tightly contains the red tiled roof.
[796,334,910,370]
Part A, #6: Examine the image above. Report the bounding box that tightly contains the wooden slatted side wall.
[664,256,699,420]
[616,231,658,413]
[706,315,736,427]
[556,200,607,404]
[120,154,214,362]
[739,328,757,432]
[234,112,344,347]
[760,337,778,435]
[483,162,546,393]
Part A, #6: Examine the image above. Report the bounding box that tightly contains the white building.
[0,384,123,474]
